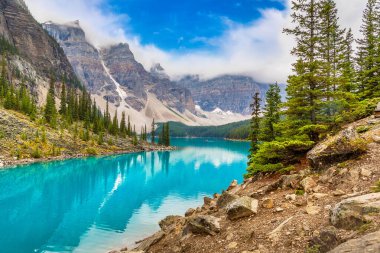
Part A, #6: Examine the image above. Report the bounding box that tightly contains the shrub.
[20,132,28,141]
[372,181,380,193]
[0,129,4,139]
[295,189,305,196]
[86,147,98,156]
[31,146,42,158]
[246,140,314,178]
[356,125,370,133]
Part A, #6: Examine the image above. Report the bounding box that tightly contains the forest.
[246,0,380,177]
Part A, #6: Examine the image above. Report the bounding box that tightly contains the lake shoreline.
[0,144,177,169]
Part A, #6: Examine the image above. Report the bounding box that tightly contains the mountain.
[42,21,251,128]
[0,0,78,102]
[178,75,269,115]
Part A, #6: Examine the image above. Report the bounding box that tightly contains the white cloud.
[24,0,366,84]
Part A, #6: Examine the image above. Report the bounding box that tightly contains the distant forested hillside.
[157,121,250,140]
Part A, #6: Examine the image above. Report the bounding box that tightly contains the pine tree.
[248,92,261,166]
[0,53,8,99]
[59,83,67,116]
[44,76,58,128]
[341,29,357,93]
[284,0,327,141]
[127,115,132,137]
[164,123,170,146]
[151,119,156,144]
[120,111,127,137]
[111,110,119,136]
[261,83,282,142]
[356,0,379,99]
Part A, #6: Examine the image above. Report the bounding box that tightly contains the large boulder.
[216,192,239,209]
[226,196,259,220]
[328,230,380,253]
[183,215,221,236]
[307,127,367,170]
[330,193,380,230]
[309,227,340,253]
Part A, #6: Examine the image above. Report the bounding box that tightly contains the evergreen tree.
[248,92,261,166]
[59,83,67,116]
[341,29,357,93]
[120,111,127,137]
[261,83,282,142]
[127,115,132,137]
[284,0,327,141]
[356,0,379,99]
[151,119,156,144]
[111,110,119,136]
[0,53,8,99]
[164,123,170,146]
[44,76,58,127]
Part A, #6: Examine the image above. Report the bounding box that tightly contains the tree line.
[247,0,380,177]
[0,50,173,147]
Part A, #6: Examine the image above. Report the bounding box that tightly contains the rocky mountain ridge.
[178,75,269,115]
[0,0,78,103]
[0,0,76,82]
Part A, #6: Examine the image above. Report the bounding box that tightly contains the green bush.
[246,140,314,177]
[31,146,42,158]
[86,147,98,156]
[372,181,380,193]
[356,125,370,133]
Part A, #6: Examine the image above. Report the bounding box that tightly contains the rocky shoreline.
[111,117,380,253]
[0,145,177,169]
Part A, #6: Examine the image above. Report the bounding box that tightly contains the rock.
[372,134,380,143]
[216,192,239,209]
[204,196,213,206]
[213,193,220,199]
[307,127,366,170]
[285,194,297,201]
[333,190,345,196]
[328,230,380,253]
[306,205,321,215]
[227,179,238,190]
[227,242,238,249]
[330,192,380,230]
[279,174,302,189]
[275,207,284,212]
[308,226,340,253]
[262,198,275,209]
[135,231,165,251]
[301,177,317,193]
[360,168,372,177]
[312,193,329,200]
[185,208,196,217]
[159,215,185,232]
[183,215,221,236]
[227,196,259,220]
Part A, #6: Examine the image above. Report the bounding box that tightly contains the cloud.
[24,0,366,84]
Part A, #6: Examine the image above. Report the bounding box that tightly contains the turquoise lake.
[0,138,249,253]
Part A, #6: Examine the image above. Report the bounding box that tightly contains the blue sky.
[104,0,285,51]
[25,0,365,83]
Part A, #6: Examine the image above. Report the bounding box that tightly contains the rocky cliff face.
[100,43,150,111]
[0,0,77,83]
[178,75,268,115]
[43,21,195,114]
[42,21,120,103]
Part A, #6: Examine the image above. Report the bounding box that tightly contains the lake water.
[0,138,249,253]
